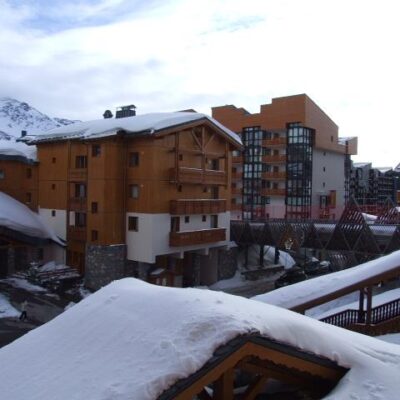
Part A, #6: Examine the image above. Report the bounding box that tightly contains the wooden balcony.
[262,188,286,196]
[263,137,286,146]
[231,171,242,180]
[170,167,227,186]
[262,171,286,180]
[68,197,87,212]
[170,199,226,215]
[231,187,242,196]
[262,155,286,163]
[67,227,86,242]
[68,168,87,181]
[170,228,226,247]
[232,156,242,164]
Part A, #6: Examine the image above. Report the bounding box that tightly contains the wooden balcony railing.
[67,227,86,242]
[170,199,226,215]
[262,155,286,163]
[170,167,227,186]
[320,298,400,328]
[68,197,87,212]
[262,171,286,180]
[231,187,242,196]
[263,137,286,146]
[232,171,242,180]
[262,188,286,196]
[170,228,226,246]
[232,156,242,164]
[68,168,87,181]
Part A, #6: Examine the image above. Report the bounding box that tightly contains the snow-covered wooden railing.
[320,298,400,328]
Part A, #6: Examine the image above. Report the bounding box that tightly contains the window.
[203,187,208,193]
[75,212,87,227]
[52,157,56,163]
[210,215,218,228]
[128,216,138,231]
[75,183,87,198]
[184,216,190,223]
[91,230,98,241]
[129,152,139,167]
[129,184,139,198]
[323,182,326,188]
[0,170,4,179]
[210,159,219,171]
[75,155,87,169]
[51,210,56,217]
[170,217,180,232]
[26,192,32,203]
[202,215,207,222]
[323,167,326,172]
[179,154,183,161]
[37,248,44,260]
[178,185,182,192]
[51,183,56,190]
[92,144,101,157]
[91,202,98,213]
[26,168,32,178]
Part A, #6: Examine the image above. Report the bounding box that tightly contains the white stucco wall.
[126,212,231,263]
[39,208,67,240]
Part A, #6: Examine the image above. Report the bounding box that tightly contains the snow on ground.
[0,191,63,245]
[0,278,400,400]
[377,333,400,345]
[0,293,19,318]
[1,277,46,293]
[252,250,400,309]
[237,244,295,269]
[307,288,400,319]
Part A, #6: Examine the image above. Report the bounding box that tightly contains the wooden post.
[259,245,264,267]
[358,288,365,323]
[366,286,373,326]
[213,368,234,400]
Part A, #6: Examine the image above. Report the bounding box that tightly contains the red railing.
[320,298,400,328]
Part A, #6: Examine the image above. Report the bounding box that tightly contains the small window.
[210,215,218,228]
[51,183,56,190]
[129,152,139,167]
[178,185,182,192]
[75,212,87,227]
[91,202,98,213]
[0,170,4,179]
[202,215,207,222]
[128,216,138,231]
[75,155,88,168]
[51,210,56,217]
[179,154,183,161]
[323,167,326,172]
[203,187,208,193]
[331,136,333,142]
[91,230,98,241]
[52,157,56,163]
[26,192,32,204]
[26,168,32,178]
[184,216,190,223]
[75,183,87,198]
[92,144,101,157]
[323,182,326,188]
[129,184,139,199]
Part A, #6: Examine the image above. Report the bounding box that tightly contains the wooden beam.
[191,128,203,151]
[241,375,269,400]
[213,367,234,400]
[204,132,215,150]
[198,388,212,400]
[358,288,365,323]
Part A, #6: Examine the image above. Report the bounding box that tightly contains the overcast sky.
[1,0,399,167]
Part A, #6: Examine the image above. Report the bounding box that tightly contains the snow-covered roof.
[337,136,356,144]
[0,139,37,162]
[252,250,400,310]
[0,278,400,399]
[0,191,63,245]
[352,162,371,168]
[375,166,393,174]
[22,112,242,147]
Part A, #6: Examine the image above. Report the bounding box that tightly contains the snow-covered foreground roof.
[23,112,242,146]
[0,192,63,245]
[252,250,400,310]
[1,278,400,400]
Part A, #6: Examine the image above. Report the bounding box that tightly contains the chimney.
[115,104,136,119]
[103,110,113,119]
[21,130,27,137]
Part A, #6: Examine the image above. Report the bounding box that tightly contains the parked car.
[303,260,332,277]
[274,266,308,289]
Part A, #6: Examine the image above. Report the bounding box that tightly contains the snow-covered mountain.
[0,97,78,139]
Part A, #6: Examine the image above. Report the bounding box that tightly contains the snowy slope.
[0,97,76,138]
[0,278,399,400]
[252,250,400,309]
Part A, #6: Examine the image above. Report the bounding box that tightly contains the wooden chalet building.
[22,107,242,289]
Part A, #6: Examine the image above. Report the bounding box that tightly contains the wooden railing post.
[213,368,234,400]
[366,286,373,326]
[358,289,365,323]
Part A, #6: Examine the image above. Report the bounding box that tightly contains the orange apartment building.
[20,107,242,289]
[212,94,358,220]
